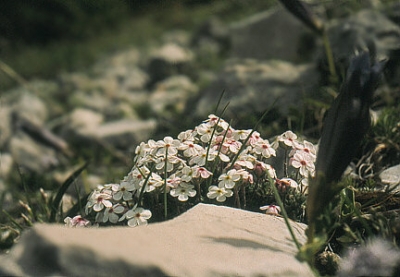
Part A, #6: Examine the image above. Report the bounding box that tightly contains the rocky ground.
[0,1,400,276]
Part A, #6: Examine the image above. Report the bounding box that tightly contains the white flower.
[180,166,196,182]
[236,169,254,184]
[64,215,91,227]
[147,172,164,191]
[112,182,134,201]
[218,169,241,189]
[128,167,150,188]
[290,151,315,177]
[235,153,256,170]
[178,130,196,142]
[166,174,181,190]
[295,140,317,161]
[155,155,182,173]
[277,131,299,148]
[196,123,214,143]
[207,186,233,202]
[102,204,125,223]
[260,205,281,215]
[205,114,229,130]
[300,178,309,194]
[178,140,203,157]
[253,139,276,158]
[156,136,181,156]
[170,182,197,201]
[86,191,113,213]
[222,138,242,154]
[121,207,152,227]
[189,148,217,166]
[135,141,151,158]
[232,129,252,141]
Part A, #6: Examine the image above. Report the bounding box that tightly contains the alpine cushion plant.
[67,114,316,227]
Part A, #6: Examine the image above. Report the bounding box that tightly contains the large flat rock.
[0,204,313,277]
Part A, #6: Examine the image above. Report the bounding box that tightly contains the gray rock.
[92,48,141,75]
[0,106,12,148]
[162,30,192,47]
[379,164,400,192]
[60,108,104,142]
[383,2,400,26]
[70,90,121,118]
[150,75,199,115]
[63,111,156,150]
[1,90,49,126]
[121,67,149,91]
[68,108,104,132]
[147,43,195,86]
[93,119,157,149]
[0,152,13,179]
[95,57,148,92]
[323,9,400,75]
[194,59,318,121]
[192,17,230,57]
[9,133,59,173]
[59,72,96,92]
[230,7,316,62]
[0,204,313,277]
[0,153,13,200]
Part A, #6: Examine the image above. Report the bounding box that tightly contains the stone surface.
[150,75,199,115]
[193,59,318,121]
[0,204,313,277]
[93,119,157,149]
[323,9,400,77]
[191,16,230,57]
[379,164,400,192]
[9,133,59,173]
[230,7,315,62]
[0,106,12,148]
[147,43,195,86]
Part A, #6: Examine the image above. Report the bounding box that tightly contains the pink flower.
[260,205,281,215]
[194,166,213,179]
[64,215,91,227]
[222,138,242,154]
[290,151,315,177]
[248,131,262,146]
[278,131,299,148]
[275,178,299,193]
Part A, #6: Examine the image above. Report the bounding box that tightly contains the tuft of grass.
[0,161,89,251]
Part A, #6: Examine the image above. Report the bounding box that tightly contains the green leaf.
[49,161,89,223]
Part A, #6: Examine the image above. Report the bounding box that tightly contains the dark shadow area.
[203,236,289,253]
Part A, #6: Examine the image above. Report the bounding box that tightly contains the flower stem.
[268,175,301,251]
[137,165,155,207]
[164,148,168,219]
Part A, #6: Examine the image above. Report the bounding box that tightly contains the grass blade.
[49,161,89,223]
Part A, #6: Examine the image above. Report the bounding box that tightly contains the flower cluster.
[66,115,317,227]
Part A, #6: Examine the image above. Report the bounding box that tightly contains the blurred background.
[0,0,278,90]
